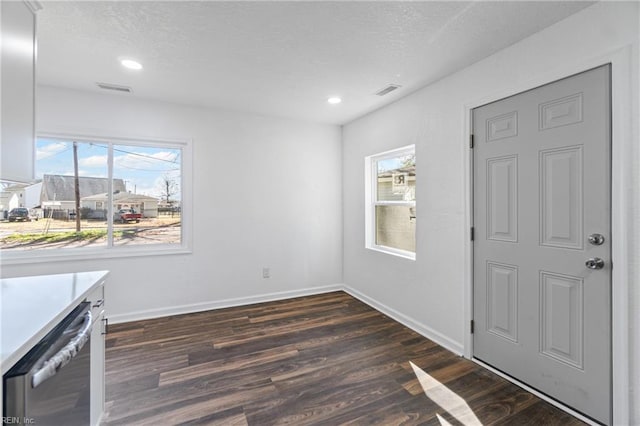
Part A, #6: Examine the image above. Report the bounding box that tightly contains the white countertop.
[1,270,109,372]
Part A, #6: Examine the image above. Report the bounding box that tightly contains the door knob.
[585,258,605,270]
[588,233,605,245]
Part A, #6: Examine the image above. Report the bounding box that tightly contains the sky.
[36,138,182,201]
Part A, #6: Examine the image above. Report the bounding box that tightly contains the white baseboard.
[108,283,464,359]
[343,285,464,355]
[108,284,344,324]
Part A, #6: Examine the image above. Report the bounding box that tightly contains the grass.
[2,229,124,245]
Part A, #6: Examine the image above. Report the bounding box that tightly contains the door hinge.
[470,320,475,334]
[471,226,475,241]
[470,134,474,149]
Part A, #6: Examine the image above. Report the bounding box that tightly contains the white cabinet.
[87,283,106,426]
[1,1,39,183]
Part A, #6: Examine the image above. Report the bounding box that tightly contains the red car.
[115,209,141,223]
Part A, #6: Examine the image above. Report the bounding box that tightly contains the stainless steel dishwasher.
[3,301,93,426]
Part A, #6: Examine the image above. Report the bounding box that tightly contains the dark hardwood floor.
[103,291,585,425]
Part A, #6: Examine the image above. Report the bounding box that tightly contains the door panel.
[539,146,583,249]
[540,271,584,369]
[487,156,518,242]
[473,65,611,424]
[486,261,518,342]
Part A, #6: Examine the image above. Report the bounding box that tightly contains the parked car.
[8,207,32,222]
[115,208,141,223]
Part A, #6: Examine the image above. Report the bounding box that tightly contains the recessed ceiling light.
[327,97,342,105]
[121,59,143,70]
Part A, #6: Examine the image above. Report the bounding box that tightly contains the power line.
[88,143,180,164]
[114,147,179,164]
[116,164,181,172]
[39,141,181,165]
[36,146,73,161]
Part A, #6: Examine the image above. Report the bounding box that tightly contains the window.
[365,145,416,259]
[0,136,189,257]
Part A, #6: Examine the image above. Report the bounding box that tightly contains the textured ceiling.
[36,1,594,125]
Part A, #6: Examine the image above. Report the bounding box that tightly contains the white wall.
[24,182,41,208]
[342,2,639,423]
[1,86,343,321]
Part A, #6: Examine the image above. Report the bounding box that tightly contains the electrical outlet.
[262,267,270,278]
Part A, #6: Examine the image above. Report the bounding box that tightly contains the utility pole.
[73,141,81,232]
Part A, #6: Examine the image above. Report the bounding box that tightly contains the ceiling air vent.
[375,84,401,97]
[96,82,133,93]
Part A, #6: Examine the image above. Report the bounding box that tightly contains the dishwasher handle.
[31,310,92,388]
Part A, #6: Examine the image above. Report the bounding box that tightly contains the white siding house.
[82,191,159,218]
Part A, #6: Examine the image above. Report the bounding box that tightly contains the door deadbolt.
[588,233,605,246]
[585,258,605,270]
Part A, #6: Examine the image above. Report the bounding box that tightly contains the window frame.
[364,144,416,260]
[1,132,193,265]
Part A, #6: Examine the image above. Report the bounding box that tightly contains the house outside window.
[365,145,416,259]
[0,136,189,257]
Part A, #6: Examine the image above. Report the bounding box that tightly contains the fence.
[37,208,177,221]
[158,207,181,218]
[42,208,108,221]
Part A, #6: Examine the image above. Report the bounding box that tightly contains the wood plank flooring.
[103,291,585,425]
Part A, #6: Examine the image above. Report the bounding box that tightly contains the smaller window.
[365,145,416,259]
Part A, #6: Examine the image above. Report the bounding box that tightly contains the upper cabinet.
[1,1,40,183]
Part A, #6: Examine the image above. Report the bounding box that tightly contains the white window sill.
[366,245,416,261]
[0,244,192,266]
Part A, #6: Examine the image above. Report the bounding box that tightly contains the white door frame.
[463,46,633,425]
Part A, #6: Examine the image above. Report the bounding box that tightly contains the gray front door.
[473,65,611,424]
